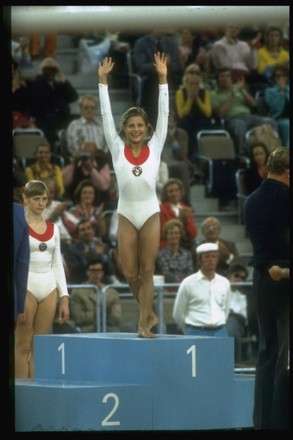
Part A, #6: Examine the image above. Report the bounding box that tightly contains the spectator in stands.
[210,67,278,154]
[257,26,289,86]
[226,262,249,364]
[244,141,269,195]
[62,141,111,202]
[42,177,72,253]
[177,28,211,82]
[12,59,36,129]
[70,258,122,333]
[64,219,117,285]
[199,216,241,277]
[209,24,261,84]
[133,26,181,125]
[29,57,78,146]
[24,142,65,198]
[66,94,108,158]
[11,35,33,75]
[175,63,213,160]
[173,242,231,336]
[156,218,194,284]
[64,179,107,241]
[264,62,289,148]
[162,112,203,200]
[160,178,198,250]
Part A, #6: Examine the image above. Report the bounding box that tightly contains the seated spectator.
[64,219,117,285]
[198,216,241,277]
[42,177,72,254]
[155,218,195,284]
[161,112,202,202]
[28,56,78,146]
[66,94,108,158]
[70,258,122,333]
[257,26,289,86]
[209,24,261,84]
[173,242,232,336]
[24,142,65,198]
[12,59,36,129]
[264,62,289,148]
[210,67,278,154]
[62,141,111,202]
[160,178,198,250]
[244,141,269,195]
[177,28,211,82]
[226,262,249,364]
[175,63,213,160]
[64,179,107,241]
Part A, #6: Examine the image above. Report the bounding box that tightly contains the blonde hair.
[23,180,49,198]
[119,107,153,142]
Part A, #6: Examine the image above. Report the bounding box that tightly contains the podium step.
[15,333,254,431]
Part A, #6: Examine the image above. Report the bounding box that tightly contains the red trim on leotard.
[29,221,54,241]
[124,145,150,165]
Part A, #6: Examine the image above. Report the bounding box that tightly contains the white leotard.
[99,83,169,230]
[27,221,69,302]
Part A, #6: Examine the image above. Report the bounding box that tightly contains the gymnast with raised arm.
[98,52,169,338]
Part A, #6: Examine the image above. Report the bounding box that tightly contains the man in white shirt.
[173,242,231,336]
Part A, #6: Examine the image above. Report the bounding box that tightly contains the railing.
[101,281,253,334]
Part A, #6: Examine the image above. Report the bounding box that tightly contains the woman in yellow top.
[25,142,65,198]
[175,63,212,160]
[257,26,289,85]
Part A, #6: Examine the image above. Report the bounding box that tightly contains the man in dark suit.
[13,202,30,323]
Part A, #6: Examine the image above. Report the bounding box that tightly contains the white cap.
[196,242,219,255]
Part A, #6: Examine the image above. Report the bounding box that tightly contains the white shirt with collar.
[173,269,232,333]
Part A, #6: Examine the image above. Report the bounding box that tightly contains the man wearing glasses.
[66,94,108,156]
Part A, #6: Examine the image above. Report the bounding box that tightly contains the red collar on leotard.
[124,145,150,165]
[29,220,54,241]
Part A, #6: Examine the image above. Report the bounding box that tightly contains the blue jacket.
[13,203,30,320]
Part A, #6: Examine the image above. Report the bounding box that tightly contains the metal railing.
[101,281,253,334]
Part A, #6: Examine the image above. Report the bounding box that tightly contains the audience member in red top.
[159,178,198,250]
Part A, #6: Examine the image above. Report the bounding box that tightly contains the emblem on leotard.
[39,243,47,251]
[132,165,142,176]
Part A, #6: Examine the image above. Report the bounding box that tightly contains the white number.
[101,392,120,426]
[187,345,196,377]
[58,342,65,375]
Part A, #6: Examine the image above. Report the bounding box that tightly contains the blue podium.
[15,333,254,431]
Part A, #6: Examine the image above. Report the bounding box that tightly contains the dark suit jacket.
[13,202,30,320]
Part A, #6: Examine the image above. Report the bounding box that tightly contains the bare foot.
[137,327,155,338]
[148,312,159,330]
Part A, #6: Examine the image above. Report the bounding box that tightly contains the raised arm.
[98,57,115,85]
[153,52,167,85]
